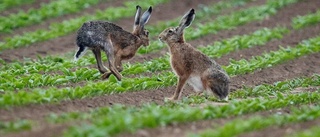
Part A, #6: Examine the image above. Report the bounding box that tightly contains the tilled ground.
[1,0,320,137]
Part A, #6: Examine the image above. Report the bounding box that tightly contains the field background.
[0,0,320,137]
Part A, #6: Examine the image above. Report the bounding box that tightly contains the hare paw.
[101,72,112,79]
[165,95,179,101]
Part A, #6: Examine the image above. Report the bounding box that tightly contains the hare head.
[133,6,152,47]
[159,9,195,44]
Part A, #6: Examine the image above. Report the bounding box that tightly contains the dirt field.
[1,0,320,136]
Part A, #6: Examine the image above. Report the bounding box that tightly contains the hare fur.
[74,6,152,81]
[159,9,230,101]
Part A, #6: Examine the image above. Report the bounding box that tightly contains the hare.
[158,9,230,101]
[74,5,152,81]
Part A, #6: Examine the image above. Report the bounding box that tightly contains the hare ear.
[177,8,195,35]
[134,5,142,30]
[139,6,152,28]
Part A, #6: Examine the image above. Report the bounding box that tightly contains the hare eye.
[168,30,173,33]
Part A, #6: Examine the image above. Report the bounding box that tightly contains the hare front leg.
[115,55,123,72]
[168,75,189,100]
[92,48,108,74]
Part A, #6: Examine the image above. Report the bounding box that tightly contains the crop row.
[198,27,289,58]
[3,0,317,75]
[0,75,320,133]
[53,76,320,136]
[0,0,252,51]
[2,75,318,135]
[64,96,320,137]
[0,0,254,51]
[192,104,320,137]
[0,0,169,51]
[187,0,297,40]
[9,0,315,81]
[225,35,320,75]
[0,22,311,92]
[0,120,31,135]
[0,0,300,73]
[0,0,295,51]
[292,10,320,29]
[0,27,289,91]
[47,74,319,123]
[0,0,104,33]
[0,0,34,12]
[0,0,254,77]
[138,0,297,54]
[289,125,320,137]
[0,33,319,108]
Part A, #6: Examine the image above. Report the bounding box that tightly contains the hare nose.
[158,36,163,42]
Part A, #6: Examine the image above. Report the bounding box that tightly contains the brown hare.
[74,6,152,81]
[159,9,230,101]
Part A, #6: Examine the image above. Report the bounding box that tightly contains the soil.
[1,0,320,137]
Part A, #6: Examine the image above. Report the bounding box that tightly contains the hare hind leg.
[101,55,122,79]
[101,40,122,81]
[92,48,108,74]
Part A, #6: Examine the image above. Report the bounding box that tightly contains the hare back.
[169,43,219,76]
[76,21,135,50]
[80,21,123,32]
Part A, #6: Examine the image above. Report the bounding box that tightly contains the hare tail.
[74,46,88,62]
[206,70,230,100]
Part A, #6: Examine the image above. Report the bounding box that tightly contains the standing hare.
[74,6,152,81]
[159,9,230,101]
